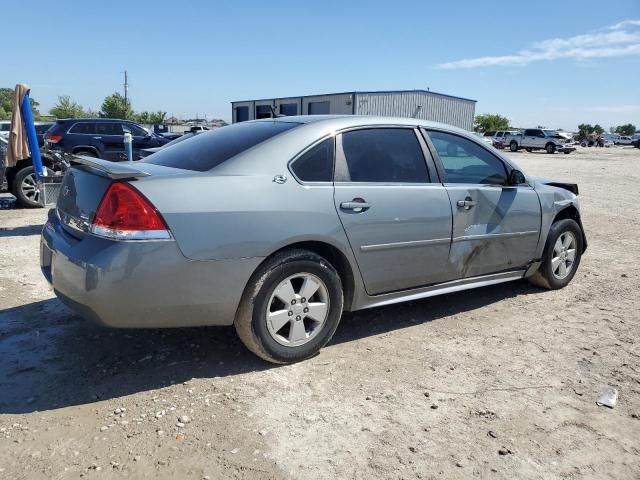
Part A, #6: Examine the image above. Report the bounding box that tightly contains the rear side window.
[340,128,429,183]
[290,138,334,182]
[142,121,299,171]
[69,122,96,134]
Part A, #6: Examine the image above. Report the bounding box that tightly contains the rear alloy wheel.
[12,166,42,208]
[528,219,583,289]
[546,143,556,154]
[509,141,519,152]
[235,249,343,363]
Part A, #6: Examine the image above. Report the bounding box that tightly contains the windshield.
[142,121,299,171]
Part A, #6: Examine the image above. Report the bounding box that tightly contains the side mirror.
[509,169,526,185]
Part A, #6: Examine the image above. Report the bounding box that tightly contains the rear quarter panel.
[134,174,353,262]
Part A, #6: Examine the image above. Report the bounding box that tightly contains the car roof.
[57,118,135,123]
[252,115,471,135]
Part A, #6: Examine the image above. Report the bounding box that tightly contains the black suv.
[44,118,169,161]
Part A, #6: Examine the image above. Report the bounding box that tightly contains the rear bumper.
[40,209,262,328]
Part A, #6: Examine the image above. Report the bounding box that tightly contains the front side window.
[142,121,299,171]
[122,123,148,137]
[290,138,334,182]
[340,128,429,183]
[427,130,507,185]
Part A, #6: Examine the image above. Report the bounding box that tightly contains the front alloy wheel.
[551,231,577,280]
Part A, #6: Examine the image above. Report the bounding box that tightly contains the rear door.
[333,127,454,295]
[424,129,541,278]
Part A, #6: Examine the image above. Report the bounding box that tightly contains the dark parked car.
[35,122,55,147]
[44,118,169,161]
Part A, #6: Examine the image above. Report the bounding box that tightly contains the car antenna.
[269,106,284,118]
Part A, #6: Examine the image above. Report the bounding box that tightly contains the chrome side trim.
[452,231,539,243]
[360,237,450,252]
[361,271,525,310]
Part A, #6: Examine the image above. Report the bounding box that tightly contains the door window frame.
[334,126,439,185]
[420,128,531,188]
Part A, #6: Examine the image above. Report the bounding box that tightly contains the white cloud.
[438,20,640,69]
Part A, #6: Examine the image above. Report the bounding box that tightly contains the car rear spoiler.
[70,155,150,180]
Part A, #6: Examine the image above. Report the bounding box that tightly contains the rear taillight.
[47,134,63,143]
[91,182,171,240]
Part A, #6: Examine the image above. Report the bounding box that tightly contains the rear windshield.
[141,121,299,171]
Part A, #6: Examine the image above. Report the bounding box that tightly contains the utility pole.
[123,70,129,106]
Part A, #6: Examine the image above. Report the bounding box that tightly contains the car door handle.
[92,136,102,139]
[340,199,371,212]
[456,199,476,210]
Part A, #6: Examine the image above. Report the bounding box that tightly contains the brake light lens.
[91,182,171,240]
[47,134,63,143]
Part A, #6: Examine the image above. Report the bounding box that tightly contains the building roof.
[232,89,477,105]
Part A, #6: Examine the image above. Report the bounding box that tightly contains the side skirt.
[356,270,526,310]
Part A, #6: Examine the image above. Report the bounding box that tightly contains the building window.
[308,101,330,115]
[235,106,249,122]
[279,103,298,116]
[255,105,272,119]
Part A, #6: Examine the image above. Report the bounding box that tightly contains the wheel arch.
[251,240,357,312]
[71,145,100,157]
[552,205,587,252]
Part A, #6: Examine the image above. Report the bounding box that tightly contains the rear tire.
[528,219,583,290]
[12,166,42,208]
[525,148,532,152]
[509,141,519,152]
[235,249,344,364]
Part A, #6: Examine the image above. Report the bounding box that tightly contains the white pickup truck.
[506,129,576,154]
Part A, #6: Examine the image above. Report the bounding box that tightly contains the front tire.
[528,219,583,290]
[235,249,344,364]
[545,143,556,154]
[12,166,42,208]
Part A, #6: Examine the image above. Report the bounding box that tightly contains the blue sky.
[3,0,639,129]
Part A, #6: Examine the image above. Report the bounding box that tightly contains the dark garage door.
[308,101,330,115]
[235,106,249,122]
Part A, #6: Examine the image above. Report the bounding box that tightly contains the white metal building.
[231,89,476,131]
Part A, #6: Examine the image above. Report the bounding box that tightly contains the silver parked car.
[41,116,586,363]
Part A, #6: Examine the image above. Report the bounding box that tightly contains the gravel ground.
[1,146,639,479]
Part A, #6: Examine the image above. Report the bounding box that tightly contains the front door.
[424,129,541,278]
[334,127,454,295]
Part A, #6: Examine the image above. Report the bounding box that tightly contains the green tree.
[0,87,40,119]
[100,92,133,119]
[593,124,604,135]
[50,95,87,118]
[474,113,510,133]
[613,123,636,136]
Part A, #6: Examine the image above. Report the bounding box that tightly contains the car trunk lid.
[56,157,188,239]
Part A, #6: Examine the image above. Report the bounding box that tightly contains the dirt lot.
[1,146,639,479]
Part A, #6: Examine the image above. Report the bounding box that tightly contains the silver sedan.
[41,116,586,363]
